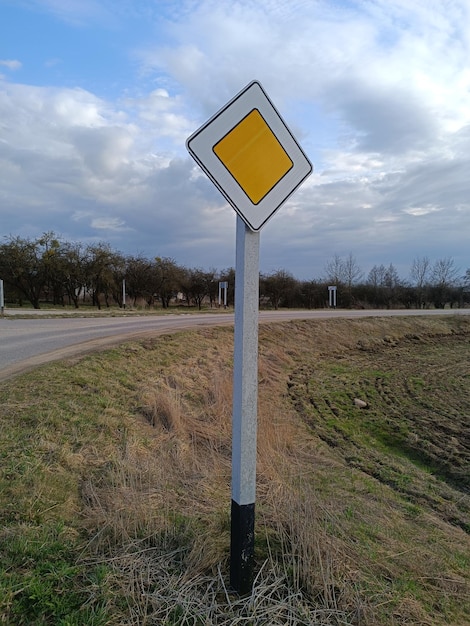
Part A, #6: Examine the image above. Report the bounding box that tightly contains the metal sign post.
[230,217,259,592]
[0,279,4,315]
[186,80,312,594]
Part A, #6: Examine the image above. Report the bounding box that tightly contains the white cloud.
[403,206,441,217]
[0,59,22,70]
[90,217,128,230]
[123,88,194,151]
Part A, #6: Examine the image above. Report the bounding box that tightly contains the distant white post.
[218,281,228,308]
[0,279,4,315]
[328,285,337,308]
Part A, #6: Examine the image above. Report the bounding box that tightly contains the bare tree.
[367,264,388,307]
[368,264,387,287]
[325,253,362,285]
[367,263,402,308]
[125,256,154,306]
[324,254,345,286]
[432,257,459,285]
[343,252,364,288]
[155,257,184,309]
[464,268,470,289]
[410,256,431,308]
[382,263,402,309]
[325,253,362,307]
[178,268,209,310]
[59,241,88,308]
[0,234,51,308]
[430,257,460,308]
[85,243,120,309]
[260,269,297,310]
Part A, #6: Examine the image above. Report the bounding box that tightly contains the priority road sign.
[186,81,312,595]
[186,80,312,231]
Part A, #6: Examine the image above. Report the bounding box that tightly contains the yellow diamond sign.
[186,81,312,231]
[213,109,293,205]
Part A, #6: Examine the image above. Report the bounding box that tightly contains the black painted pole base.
[230,500,255,594]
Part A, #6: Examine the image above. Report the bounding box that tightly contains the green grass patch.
[0,522,111,625]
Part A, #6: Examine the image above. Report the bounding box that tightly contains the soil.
[285,325,470,531]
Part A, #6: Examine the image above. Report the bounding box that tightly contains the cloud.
[71,126,134,177]
[141,0,470,152]
[0,73,235,265]
[90,217,128,231]
[123,88,195,152]
[0,59,22,71]
[1,0,470,280]
[403,206,441,217]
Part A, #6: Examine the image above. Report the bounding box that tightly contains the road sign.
[218,281,228,308]
[186,81,312,595]
[186,80,312,231]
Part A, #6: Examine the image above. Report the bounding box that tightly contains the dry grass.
[1,316,469,624]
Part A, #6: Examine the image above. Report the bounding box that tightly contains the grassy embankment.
[1,315,469,625]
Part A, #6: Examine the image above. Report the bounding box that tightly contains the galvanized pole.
[0,279,4,315]
[230,216,260,594]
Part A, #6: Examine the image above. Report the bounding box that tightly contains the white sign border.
[186,80,312,231]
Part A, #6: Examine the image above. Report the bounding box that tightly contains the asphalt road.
[1,308,469,381]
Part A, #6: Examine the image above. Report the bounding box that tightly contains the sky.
[1,0,469,281]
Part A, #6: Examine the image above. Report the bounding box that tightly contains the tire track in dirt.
[286,328,470,531]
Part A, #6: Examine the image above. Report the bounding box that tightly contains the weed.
[0,523,111,625]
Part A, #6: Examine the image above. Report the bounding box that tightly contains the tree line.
[0,233,469,310]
